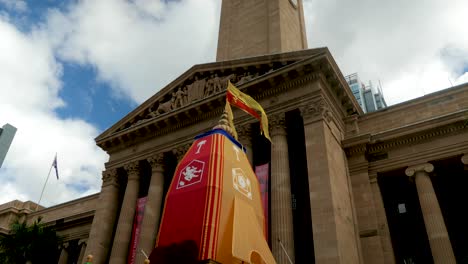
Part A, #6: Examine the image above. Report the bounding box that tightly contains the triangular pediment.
[96,48,362,150]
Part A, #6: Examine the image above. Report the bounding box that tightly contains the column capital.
[461,154,468,165]
[173,143,191,161]
[124,161,140,180]
[78,239,87,246]
[269,112,286,136]
[147,153,165,172]
[237,123,253,142]
[102,169,119,187]
[299,97,332,124]
[405,163,434,177]
[462,154,468,171]
[369,173,378,184]
[60,242,70,250]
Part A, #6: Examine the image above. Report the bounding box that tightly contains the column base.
[199,260,221,264]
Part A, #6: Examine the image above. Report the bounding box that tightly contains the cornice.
[368,142,468,175]
[27,194,99,218]
[345,110,468,156]
[367,121,467,156]
[96,49,358,153]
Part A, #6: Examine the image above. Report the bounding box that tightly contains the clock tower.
[216,0,308,61]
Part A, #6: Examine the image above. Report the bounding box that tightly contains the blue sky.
[57,62,135,130]
[3,0,136,130]
[0,0,467,206]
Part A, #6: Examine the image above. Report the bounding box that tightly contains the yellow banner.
[226,81,271,142]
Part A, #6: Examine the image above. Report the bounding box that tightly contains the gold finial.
[214,103,238,139]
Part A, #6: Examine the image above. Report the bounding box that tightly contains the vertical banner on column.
[255,163,269,239]
[128,196,148,264]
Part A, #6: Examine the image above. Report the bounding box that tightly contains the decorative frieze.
[123,66,293,130]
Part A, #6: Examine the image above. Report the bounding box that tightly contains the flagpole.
[35,154,55,211]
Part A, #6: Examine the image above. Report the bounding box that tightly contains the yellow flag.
[224,102,238,140]
[226,81,271,142]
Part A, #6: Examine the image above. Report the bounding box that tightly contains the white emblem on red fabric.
[177,159,205,189]
[232,168,252,199]
[196,140,207,154]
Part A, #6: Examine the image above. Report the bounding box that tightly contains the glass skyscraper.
[0,123,17,168]
[345,73,387,113]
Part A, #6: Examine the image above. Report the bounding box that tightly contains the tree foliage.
[0,217,60,264]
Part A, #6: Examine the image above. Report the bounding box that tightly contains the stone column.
[84,169,120,264]
[77,239,87,264]
[109,161,141,264]
[58,242,69,264]
[269,112,295,264]
[405,163,456,263]
[136,153,166,264]
[369,174,396,264]
[238,124,253,165]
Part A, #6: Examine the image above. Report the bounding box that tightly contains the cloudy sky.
[0,0,467,206]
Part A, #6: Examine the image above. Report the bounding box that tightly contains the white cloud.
[0,18,107,206]
[303,0,468,105]
[46,0,220,103]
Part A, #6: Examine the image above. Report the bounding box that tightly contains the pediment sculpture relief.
[122,66,280,130]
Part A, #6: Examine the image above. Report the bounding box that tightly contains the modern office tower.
[0,123,17,168]
[345,73,387,113]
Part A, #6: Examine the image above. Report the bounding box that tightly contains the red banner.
[128,196,147,264]
[255,163,269,239]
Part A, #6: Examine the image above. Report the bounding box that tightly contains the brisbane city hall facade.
[1,1,468,263]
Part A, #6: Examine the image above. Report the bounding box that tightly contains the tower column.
[84,169,120,264]
[136,154,165,264]
[270,112,295,264]
[300,97,360,264]
[405,163,456,263]
[109,161,141,264]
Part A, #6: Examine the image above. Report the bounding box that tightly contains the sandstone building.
[1,0,467,263]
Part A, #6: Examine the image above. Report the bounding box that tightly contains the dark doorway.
[378,169,433,263]
[252,122,271,246]
[431,156,468,263]
[286,110,314,263]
